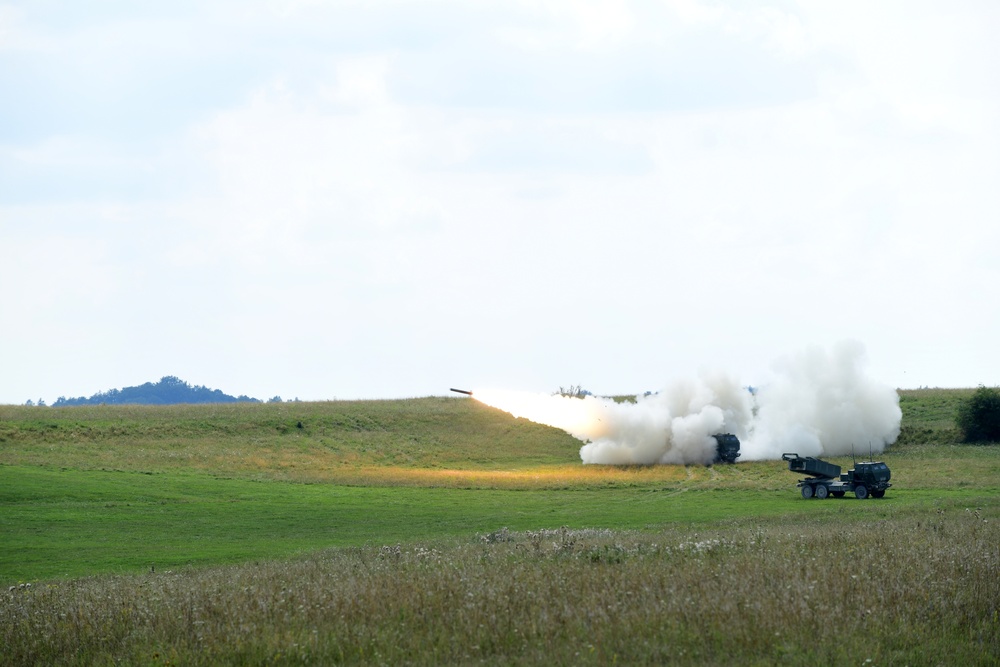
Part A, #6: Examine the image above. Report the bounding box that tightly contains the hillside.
[0,388,992,491]
[895,387,973,445]
[0,397,586,488]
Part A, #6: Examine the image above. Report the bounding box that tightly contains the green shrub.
[956,385,1000,443]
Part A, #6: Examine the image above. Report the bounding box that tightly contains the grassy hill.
[2,389,998,665]
[0,397,589,488]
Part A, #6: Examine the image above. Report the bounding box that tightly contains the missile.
[449,388,473,396]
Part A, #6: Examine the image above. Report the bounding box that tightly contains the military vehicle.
[781,452,891,499]
[713,434,741,464]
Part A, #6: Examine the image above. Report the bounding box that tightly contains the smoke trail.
[471,341,901,465]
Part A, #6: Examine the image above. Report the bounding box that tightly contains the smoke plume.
[472,341,901,465]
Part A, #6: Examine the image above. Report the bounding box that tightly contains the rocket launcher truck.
[781,452,891,500]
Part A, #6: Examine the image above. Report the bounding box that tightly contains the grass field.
[2,389,999,664]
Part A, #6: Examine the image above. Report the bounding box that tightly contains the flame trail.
[470,341,902,465]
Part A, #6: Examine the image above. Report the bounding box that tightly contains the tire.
[801,485,814,499]
[815,485,829,500]
[872,490,885,498]
[855,485,869,500]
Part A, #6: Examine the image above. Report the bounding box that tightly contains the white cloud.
[501,0,636,52]
[665,0,809,57]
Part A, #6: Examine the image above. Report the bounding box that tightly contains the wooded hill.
[48,375,263,407]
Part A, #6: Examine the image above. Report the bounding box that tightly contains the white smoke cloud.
[743,340,902,460]
[473,341,901,465]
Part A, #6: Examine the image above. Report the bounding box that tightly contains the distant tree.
[268,396,283,403]
[555,385,591,399]
[37,398,46,407]
[25,399,34,407]
[956,386,1000,443]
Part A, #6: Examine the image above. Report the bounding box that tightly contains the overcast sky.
[2,0,998,404]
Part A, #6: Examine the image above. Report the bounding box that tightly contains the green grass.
[14,463,989,585]
[2,445,998,585]
[2,390,999,664]
[896,387,972,445]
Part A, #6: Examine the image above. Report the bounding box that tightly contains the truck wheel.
[815,485,829,500]
[801,485,814,499]
[855,485,869,500]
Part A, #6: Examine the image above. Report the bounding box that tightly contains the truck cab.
[843,461,891,498]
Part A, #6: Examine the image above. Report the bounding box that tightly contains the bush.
[956,385,1000,443]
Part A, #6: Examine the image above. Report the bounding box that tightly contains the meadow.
[1,389,998,665]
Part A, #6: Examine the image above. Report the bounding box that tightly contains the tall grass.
[3,509,997,666]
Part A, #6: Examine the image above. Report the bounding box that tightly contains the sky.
[1,0,998,405]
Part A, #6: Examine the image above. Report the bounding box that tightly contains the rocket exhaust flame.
[469,388,613,442]
[466,341,902,465]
